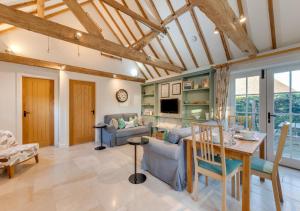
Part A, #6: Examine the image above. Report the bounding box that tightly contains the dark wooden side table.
[127,137,149,184]
[94,123,107,150]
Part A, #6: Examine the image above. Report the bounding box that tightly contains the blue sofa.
[141,127,192,191]
[102,113,152,147]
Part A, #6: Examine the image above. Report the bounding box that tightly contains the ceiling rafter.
[98,0,158,78]
[101,0,165,34]
[267,0,277,49]
[37,0,45,18]
[0,3,183,73]
[90,2,122,44]
[186,0,214,65]
[10,0,41,9]
[191,0,257,55]
[166,0,199,68]
[162,3,194,26]
[63,0,104,38]
[138,0,187,69]
[111,1,161,78]
[91,2,148,80]
[0,1,90,32]
[131,0,170,76]
[132,31,158,50]
[219,31,232,60]
[236,0,247,33]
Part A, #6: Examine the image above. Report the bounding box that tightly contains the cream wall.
[0,61,141,147]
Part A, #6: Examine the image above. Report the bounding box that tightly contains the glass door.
[267,67,300,169]
[230,70,266,133]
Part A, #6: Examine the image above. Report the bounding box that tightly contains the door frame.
[18,73,59,146]
[69,79,96,145]
[266,64,300,169]
[22,76,55,146]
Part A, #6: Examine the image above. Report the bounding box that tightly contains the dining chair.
[251,122,290,211]
[191,123,242,211]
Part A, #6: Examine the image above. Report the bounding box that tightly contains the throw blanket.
[0,130,17,150]
[0,130,39,167]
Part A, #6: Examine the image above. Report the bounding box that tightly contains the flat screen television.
[160,99,179,114]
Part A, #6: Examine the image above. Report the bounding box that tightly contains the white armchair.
[0,130,39,178]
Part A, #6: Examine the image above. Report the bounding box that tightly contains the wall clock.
[116,89,128,102]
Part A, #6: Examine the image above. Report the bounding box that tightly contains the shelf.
[183,117,206,121]
[142,104,155,106]
[142,115,157,117]
[183,104,209,106]
[143,94,155,97]
[183,88,209,92]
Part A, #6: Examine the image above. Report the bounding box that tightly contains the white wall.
[0,61,141,147]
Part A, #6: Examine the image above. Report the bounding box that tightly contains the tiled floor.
[1,143,300,211]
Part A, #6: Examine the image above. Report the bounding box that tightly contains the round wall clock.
[116,89,128,102]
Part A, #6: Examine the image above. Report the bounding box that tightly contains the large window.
[234,76,260,131]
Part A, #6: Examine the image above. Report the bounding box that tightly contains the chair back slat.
[273,123,290,172]
[191,123,226,174]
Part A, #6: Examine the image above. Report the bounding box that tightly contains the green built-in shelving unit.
[141,68,215,127]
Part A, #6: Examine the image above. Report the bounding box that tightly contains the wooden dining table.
[184,131,267,211]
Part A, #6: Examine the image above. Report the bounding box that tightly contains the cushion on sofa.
[118,118,126,129]
[104,114,123,124]
[116,126,149,138]
[167,127,192,144]
[123,113,138,121]
[109,118,119,129]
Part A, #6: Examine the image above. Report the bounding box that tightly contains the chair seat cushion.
[198,158,242,176]
[251,157,273,174]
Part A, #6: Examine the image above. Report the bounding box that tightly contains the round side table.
[127,137,149,184]
[94,123,107,150]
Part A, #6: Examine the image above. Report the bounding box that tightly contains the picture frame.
[161,83,170,98]
[172,83,181,95]
[183,81,193,90]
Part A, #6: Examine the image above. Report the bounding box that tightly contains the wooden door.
[69,80,95,145]
[22,77,54,147]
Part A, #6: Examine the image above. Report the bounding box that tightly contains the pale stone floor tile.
[1,142,300,211]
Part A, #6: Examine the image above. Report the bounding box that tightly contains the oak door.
[22,77,54,147]
[69,80,95,145]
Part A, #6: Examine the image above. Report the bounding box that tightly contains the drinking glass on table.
[227,127,236,146]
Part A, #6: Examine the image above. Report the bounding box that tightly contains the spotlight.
[75,31,82,40]
[214,28,219,34]
[239,15,247,23]
[113,74,117,78]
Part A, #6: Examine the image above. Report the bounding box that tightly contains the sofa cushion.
[167,131,181,144]
[118,118,126,129]
[123,113,138,121]
[109,118,118,129]
[143,137,180,160]
[104,114,123,124]
[116,126,149,138]
[167,127,192,144]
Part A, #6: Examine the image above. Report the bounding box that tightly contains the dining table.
[184,130,267,211]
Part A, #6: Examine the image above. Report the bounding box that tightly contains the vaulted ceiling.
[0,0,300,81]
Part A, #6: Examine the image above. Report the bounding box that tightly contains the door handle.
[91,110,95,115]
[268,112,277,123]
[23,111,30,117]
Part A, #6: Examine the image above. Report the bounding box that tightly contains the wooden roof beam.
[101,0,165,34]
[191,0,257,55]
[37,0,45,18]
[162,3,194,26]
[268,0,277,49]
[11,0,40,9]
[63,0,104,38]
[0,3,183,73]
[132,31,158,51]
[0,53,145,82]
